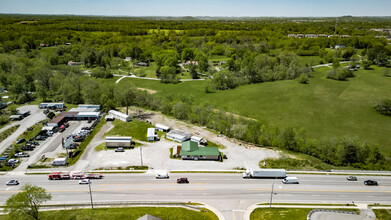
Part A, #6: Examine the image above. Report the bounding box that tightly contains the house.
[172,145,181,158]
[335,44,346,49]
[155,124,170,132]
[108,110,131,122]
[147,128,158,141]
[136,62,149,67]
[180,141,220,161]
[67,61,83,66]
[48,111,100,127]
[106,136,132,148]
[166,129,191,142]
[52,158,67,166]
[40,103,65,109]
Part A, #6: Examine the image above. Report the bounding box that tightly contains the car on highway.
[347,176,357,181]
[177,178,189,184]
[115,147,124,152]
[6,180,19,186]
[79,179,91,184]
[282,176,299,184]
[364,180,378,186]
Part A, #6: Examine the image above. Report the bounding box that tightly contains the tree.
[188,63,198,79]
[115,83,135,115]
[361,60,372,69]
[4,184,51,220]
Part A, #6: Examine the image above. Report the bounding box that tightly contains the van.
[282,176,299,184]
[155,172,169,179]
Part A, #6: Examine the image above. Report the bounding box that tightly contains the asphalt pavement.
[0,173,390,220]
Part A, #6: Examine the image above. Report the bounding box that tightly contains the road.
[0,173,390,220]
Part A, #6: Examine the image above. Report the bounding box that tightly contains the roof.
[155,124,169,130]
[9,115,22,119]
[49,112,78,124]
[78,104,100,110]
[77,112,100,117]
[109,110,130,118]
[53,158,67,162]
[106,136,132,140]
[69,108,98,112]
[167,129,191,138]
[181,141,199,152]
[180,147,220,156]
[137,214,162,220]
[191,136,202,142]
[106,140,132,143]
[147,128,157,137]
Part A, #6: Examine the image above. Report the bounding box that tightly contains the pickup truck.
[14,152,29,158]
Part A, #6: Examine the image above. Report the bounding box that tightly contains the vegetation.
[105,119,154,142]
[374,99,391,116]
[4,184,52,220]
[372,209,391,220]
[250,208,357,220]
[0,15,390,169]
[0,124,19,143]
[0,207,217,220]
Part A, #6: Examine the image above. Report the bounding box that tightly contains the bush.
[326,67,354,81]
[298,73,309,84]
[374,99,391,116]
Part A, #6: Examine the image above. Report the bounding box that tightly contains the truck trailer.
[242,169,286,179]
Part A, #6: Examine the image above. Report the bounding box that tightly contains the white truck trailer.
[242,169,286,179]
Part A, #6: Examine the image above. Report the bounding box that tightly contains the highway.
[0,173,390,220]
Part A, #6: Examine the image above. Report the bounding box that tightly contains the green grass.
[0,207,218,220]
[0,124,19,143]
[117,66,391,157]
[372,209,391,220]
[104,119,154,142]
[298,56,324,66]
[250,208,358,220]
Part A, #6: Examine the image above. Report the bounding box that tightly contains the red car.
[177,178,189,184]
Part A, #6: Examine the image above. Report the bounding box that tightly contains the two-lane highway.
[0,173,390,220]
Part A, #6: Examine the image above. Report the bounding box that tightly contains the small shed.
[106,136,132,148]
[9,115,23,120]
[147,128,157,141]
[108,110,131,122]
[155,124,170,132]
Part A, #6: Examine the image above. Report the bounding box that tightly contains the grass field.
[0,207,217,220]
[118,66,391,157]
[104,120,154,142]
[250,208,358,220]
[372,209,391,220]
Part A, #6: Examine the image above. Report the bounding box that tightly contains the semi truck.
[242,169,286,179]
[48,172,71,180]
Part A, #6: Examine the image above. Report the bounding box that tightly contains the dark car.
[64,122,69,128]
[35,136,46,141]
[364,180,378,186]
[81,127,91,130]
[177,178,189,184]
[115,147,124,152]
[27,141,39,145]
[347,176,357,181]
[16,138,26,144]
[73,136,85,142]
[21,146,34,151]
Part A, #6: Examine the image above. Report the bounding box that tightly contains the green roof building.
[180,141,220,161]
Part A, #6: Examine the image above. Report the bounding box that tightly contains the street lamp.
[88,182,94,209]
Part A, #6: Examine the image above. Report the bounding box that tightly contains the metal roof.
[180,147,220,156]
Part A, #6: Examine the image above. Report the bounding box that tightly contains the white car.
[79,179,91,184]
[8,159,19,163]
[47,130,54,136]
[6,180,19,186]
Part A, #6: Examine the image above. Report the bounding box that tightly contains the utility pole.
[269,183,274,208]
[140,146,143,167]
[88,182,94,209]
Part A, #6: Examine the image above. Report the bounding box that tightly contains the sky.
[0,0,390,17]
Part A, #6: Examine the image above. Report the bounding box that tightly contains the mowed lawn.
[104,120,154,142]
[0,207,218,220]
[118,66,391,157]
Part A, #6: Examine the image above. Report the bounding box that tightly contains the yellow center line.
[0,188,207,194]
[249,189,391,193]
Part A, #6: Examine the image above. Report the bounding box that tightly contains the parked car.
[81,127,91,130]
[79,179,91,184]
[27,141,39,145]
[73,136,85,142]
[6,180,19,186]
[8,159,19,163]
[16,138,26,144]
[46,130,54,136]
[67,143,79,149]
[177,178,189,184]
[364,180,378,186]
[0,157,7,161]
[14,152,29,158]
[64,122,69,128]
[347,176,357,181]
[35,135,47,141]
[115,147,124,152]
[22,146,34,151]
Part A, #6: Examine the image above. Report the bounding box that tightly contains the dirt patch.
[137,88,157,94]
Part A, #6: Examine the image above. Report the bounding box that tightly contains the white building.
[147,128,158,141]
[108,110,131,122]
[155,124,170,132]
[52,158,67,166]
[166,129,191,142]
[78,104,100,110]
[106,136,132,148]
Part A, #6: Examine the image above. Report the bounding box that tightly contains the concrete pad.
[310,212,371,220]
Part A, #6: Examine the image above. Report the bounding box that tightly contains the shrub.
[298,73,309,84]
[374,99,391,116]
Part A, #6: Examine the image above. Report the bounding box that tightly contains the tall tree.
[4,184,52,220]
